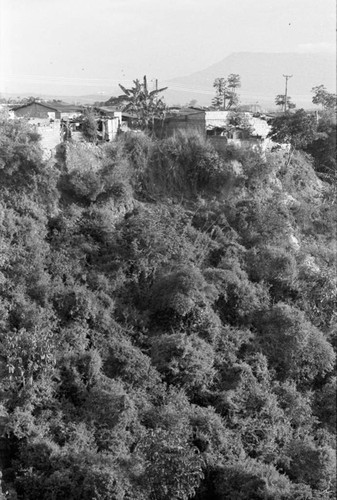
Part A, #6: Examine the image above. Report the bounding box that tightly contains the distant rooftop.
[11,101,83,113]
[45,101,83,112]
[95,106,121,114]
[166,106,206,117]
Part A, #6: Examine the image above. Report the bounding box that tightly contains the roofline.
[11,102,60,112]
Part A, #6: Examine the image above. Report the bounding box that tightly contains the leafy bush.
[145,131,230,198]
[255,303,335,384]
[151,333,216,395]
[81,110,98,143]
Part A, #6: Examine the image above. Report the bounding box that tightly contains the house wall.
[156,110,274,153]
[102,116,120,141]
[156,112,206,138]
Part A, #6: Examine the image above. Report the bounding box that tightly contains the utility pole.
[283,74,293,112]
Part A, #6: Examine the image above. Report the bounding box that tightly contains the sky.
[0,0,336,97]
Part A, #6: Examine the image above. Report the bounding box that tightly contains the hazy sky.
[0,0,336,95]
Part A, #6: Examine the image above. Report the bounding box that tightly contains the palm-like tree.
[119,76,168,130]
[212,74,241,110]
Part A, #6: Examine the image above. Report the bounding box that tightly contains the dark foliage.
[0,116,335,499]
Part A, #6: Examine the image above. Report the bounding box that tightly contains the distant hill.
[0,92,105,105]
[1,52,335,109]
[164,52,336,108]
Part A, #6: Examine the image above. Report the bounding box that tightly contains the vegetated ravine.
[0,116,336,499]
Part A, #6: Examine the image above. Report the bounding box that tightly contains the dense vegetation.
[0,110,336,499]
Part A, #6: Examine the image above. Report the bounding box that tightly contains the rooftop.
[11,101,83,113]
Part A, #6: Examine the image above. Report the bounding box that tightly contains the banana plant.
[119,75,168,130]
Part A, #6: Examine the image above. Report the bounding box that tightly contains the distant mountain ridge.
[1,52,335,108]
[164,51,336,108]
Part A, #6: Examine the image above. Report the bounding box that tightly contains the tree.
[151,333,216,397]
[311,85,336,110]
[0,115,59,209]
[225,111,253,136]
[81,109,98,143]
[138,427,204,500]
[187,99,198,107]
[212,78,226,108]
[275,94,296,111]
[245,244,297,301]
[210,459,294,499]
[304,112,336,180]
[255,303,335,384]
[0,117,43,191]
[268,109,317,165]
[2,326,57,387]
[119,75,167,130]
[212,74,241,110]
[148,132,228,197]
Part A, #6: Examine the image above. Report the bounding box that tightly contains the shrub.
[81,111,98,143]
[145,131,230,198]
[255,303,335,384]
[151,333,216,396]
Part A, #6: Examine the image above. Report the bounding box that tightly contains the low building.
[10,102,123,156]
[156,109,273,151]
[95,107,123,140]
[10,101,84,159]
[61,111,122,143]
[154,109,206,137]
[12,102,60,119]
[46,101,83,120]
[11,101,82,120]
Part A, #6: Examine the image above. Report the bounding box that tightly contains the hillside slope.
[0,117,336,499]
